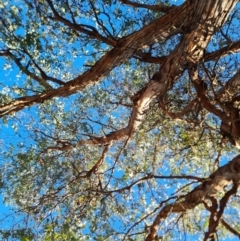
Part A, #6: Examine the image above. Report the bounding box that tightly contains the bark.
[145,155,240,241]
[204,40,240,61]
[43,0,238,151]
[136,40,240,64]
[0,0,238,153]
[213,70,240,147]
[0,2,190,116]
[203,185,238,241]
[1,0,237,117]
[218,70,240,102]
[0,1,238,155]
[189,64,240,148]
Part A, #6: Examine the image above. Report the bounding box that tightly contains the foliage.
[0,0,240,240]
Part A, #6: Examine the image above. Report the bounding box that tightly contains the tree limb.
[205,40,240,61]
[145,155,240,241]
[217,69,240,102]
[135,40,240,64]
[221,219,240,238]
[120,0,176,13]
[44,0,237,151]
[203,183,238,241]
[0,2,188,116]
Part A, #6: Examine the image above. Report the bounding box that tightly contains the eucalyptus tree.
[0,0,240,240]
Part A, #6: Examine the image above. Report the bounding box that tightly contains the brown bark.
[42,0,238,151]
[0,2,190,116]
[136,40,240,64]
[189,64,240,148]
[204,40,240,61]
[203,184,238,241]
[3,0,236,117]
[0,1,238,156]
[1,1,238,153]
[189,66,226,119]
[212,70,240,147]
[218,70,240,102]
[145,155,240,241]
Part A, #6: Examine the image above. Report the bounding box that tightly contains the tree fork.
[145,155,240,241]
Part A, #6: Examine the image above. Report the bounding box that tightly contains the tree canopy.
[0,0,240,240]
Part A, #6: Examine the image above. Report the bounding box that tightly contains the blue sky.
[0,0,240,240]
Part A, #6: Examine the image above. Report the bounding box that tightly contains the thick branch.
[145,155,240,241]
[135,51,166,64]
[214,70,240,146]
[188,66,240,147]
[203,201,240,238]
[204,184,238,241]
[189,66,226,119]
[0,2,190,116]
[135,40,240,64]
[45,0,238,151]
[205,40,240,61]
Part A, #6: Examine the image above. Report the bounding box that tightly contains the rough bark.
[1,1,239,153]
[1,0,237,118]
[136,40,240,64]
[204,40,240,61]
[218,70,240,102]
[42,0,238,151]
[145,155,240,241]
[0,2,190,116]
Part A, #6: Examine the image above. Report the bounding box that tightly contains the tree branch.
[204,183,238,241]
[43,0,236,151]
[3,50,53,90]
[217,69,240,102]
[89,0,115,39]
[134,51,166,64]
[0,2,188,116]
[145,155,240,241]
[45,0,117,46]
[221,219,240,238]
[158,98,198,119]
[188,65,226,119]
[120,0,176,13]
[135,40,240,64]
[205,40,240,61]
